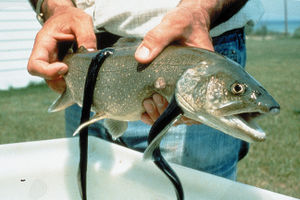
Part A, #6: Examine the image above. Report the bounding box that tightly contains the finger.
[71,14,97,50]
[28,28,72,80]
[175,116,201,126]
[46,78,66,94]
[143,98,160,122]
[152,94,168,115]
[28,10,96,80]
[135,13,184,63]
[174,118,187,126]
[141,113,154,125]
[181,116,201,125]
[28,60,68,80]
[135,6,215,64]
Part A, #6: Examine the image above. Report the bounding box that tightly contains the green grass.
[237,37,300,198]
[0,37,299,198]
[0,83,65,144]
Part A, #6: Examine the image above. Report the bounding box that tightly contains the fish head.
[175,55,280,142]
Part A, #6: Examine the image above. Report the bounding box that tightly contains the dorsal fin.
[77,46,89,53]
[113,37,142,48]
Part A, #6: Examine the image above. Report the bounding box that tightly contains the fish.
[49,38,280,144]
[49,38,280,200]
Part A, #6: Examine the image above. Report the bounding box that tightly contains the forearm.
[29,0,75,22]
[179,0,248,29]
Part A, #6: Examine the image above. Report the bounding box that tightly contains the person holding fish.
[28,0,264,181]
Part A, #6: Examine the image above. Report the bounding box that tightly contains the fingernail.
[58,67,68,75]
[153,95,164,107]
[144,101,155,114]
[87,48,96,52]
[136,45,150,60]
[141,114,153,125]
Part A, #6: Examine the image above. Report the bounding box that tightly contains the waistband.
[212,28,244,45]
[96,28,244,49]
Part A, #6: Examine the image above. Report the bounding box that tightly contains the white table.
[0,137,298,200]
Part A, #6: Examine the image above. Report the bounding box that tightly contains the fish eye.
[231,83,246,95]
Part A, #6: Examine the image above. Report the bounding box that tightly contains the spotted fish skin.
[60,41,201,121]
[49,38,279,143]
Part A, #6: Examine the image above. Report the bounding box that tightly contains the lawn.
[0,84,65,143]
[237,37,300,198]
[0,37,299,198]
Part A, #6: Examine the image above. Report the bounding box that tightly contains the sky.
[260,0,300,21]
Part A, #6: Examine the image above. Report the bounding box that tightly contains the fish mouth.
[238,112,262,123]
[221,111,266,142]
[175,94,269,142]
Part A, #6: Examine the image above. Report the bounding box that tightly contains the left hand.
[135,1,213,125]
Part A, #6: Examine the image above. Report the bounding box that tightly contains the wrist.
[39,0,76,23]
[178,0,248,29]
[178,0,212,30]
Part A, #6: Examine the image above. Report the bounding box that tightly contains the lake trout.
[49,38,280,144]
[49,38,279,200]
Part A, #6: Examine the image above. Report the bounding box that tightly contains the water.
[254,20,300,34]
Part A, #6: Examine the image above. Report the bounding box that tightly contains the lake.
[254,20,300,34]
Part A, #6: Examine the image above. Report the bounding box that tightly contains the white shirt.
[75,0,264,38]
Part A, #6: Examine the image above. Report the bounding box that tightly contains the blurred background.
[0,0,299,198]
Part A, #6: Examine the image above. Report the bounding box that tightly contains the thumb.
[135,22,180,64]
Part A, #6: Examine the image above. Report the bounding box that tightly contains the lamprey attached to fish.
[76,48,114,200]
[49,38,280,199]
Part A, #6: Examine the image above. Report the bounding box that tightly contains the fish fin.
[143,96,183,160]
[137,63,151,72]
[143,115,181,160]
[144,96,184,199]
[104,119,128,140]
[77,46,88,53]
[143,128,169,160]
[113,38,142,48]
[73,113,106,136]
[48,90,75,112]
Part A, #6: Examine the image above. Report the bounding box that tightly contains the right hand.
[136,1,214,126]
[27,6,96,93]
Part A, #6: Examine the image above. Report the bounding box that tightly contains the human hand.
[135,1,214,125]
[141,94,201,126]
[135,1,214,64]
[27,5,96,93]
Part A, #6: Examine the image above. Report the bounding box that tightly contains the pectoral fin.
[143,115,180,160]
[73,113,106,136]
[104,119,128,140]
[143,96,183,160]
[143,96,184,200]
[48,90,75,112]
